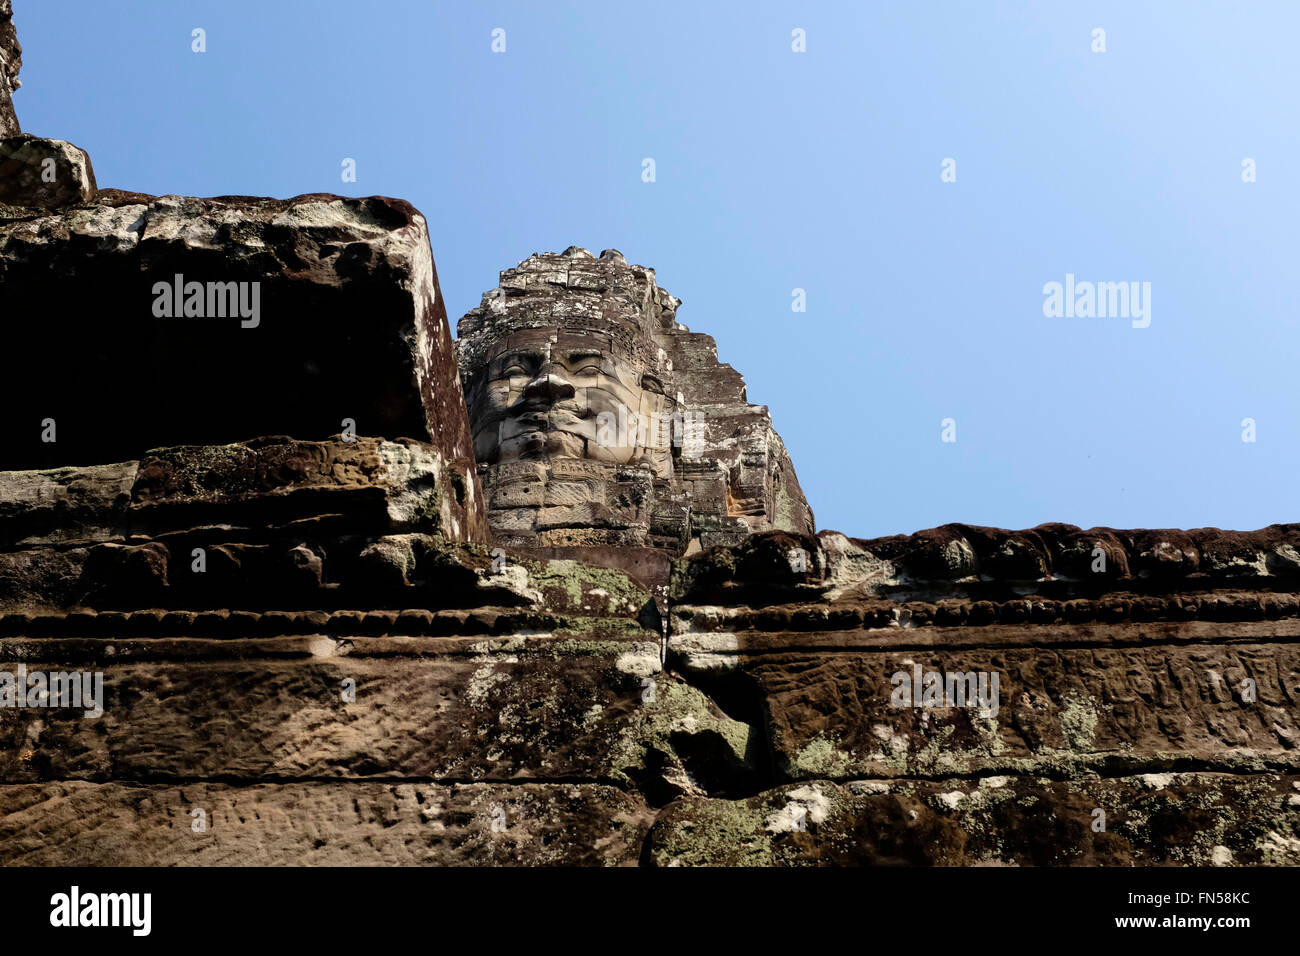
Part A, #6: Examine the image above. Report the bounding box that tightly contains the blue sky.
[13,1,1299,538]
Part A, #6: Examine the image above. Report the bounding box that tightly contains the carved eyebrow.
[565,350,605,362]
[492,350,544,367]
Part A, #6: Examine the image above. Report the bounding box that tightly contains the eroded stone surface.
[748,636,1299,781]
[0,781,649,866]
[670,528,1300,783]
[0,0,19,138]
[0,653,669,785]
[0,4,1295,863]
[0,437,491,611]
[645,774,1300,866]
[671,523,1300,607]
[0,192,482,515]
[0,135,95,208]
[3,467,1298,866]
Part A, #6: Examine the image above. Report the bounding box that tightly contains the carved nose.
[523,371,575,402]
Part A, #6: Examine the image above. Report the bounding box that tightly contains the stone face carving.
[456,247,815,553]
[470,325,676,474]
[2,1,1295,871]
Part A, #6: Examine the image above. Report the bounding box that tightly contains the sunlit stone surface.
[456,247,815,554]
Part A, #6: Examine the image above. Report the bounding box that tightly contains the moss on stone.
[651,797,776,867]
[527,559,650,614]
[1058,692,1102,751]
[785,734,854,779]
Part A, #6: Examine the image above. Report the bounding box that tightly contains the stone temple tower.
[455,246,815,558]
[0,0,22,138]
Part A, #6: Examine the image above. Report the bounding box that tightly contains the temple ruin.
[0,2,1296,866]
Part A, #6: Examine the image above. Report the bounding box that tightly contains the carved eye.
[573,363,603,376]
[501,364,529,378]
[641,373,665,394]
